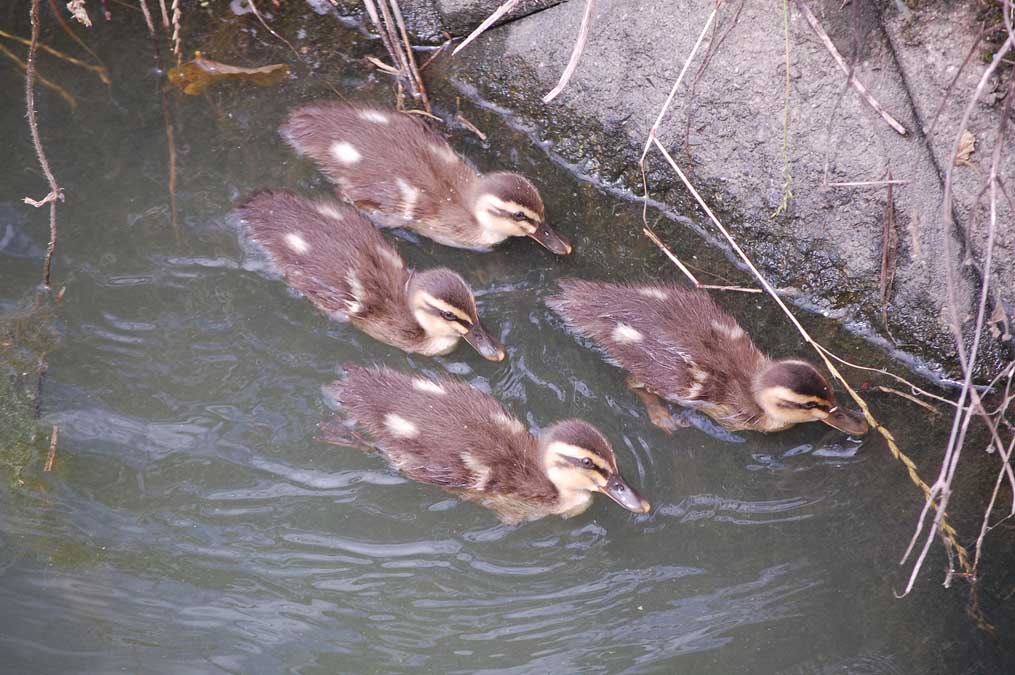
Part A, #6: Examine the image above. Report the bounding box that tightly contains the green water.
[1,5,1011,673]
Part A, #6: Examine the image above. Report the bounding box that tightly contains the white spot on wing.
[384,413,418,438]
[330,141,362,165]
[396,178,419,220]
[412,379,446,395]
[637,287,668,300]
[346,270,365,314]
[462,452,492,490]
[358,109,389,124]
[711,320,745,340]
[432,143,458,164]
[377,246,403,269]
[284,232,309,254]
[492,412,525,435]
[612,323,644,343]
[315,202,346,221]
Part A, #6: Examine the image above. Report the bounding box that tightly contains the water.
[1,7,1012,673]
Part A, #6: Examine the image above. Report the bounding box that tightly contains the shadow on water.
[0,4,1012,673]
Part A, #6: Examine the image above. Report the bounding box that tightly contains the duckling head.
[540,420,651,514]
[472,173,572,255]
[408,268,505,361]
[753,360,869,435]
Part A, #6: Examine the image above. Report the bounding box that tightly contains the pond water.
[1,6,1012,673]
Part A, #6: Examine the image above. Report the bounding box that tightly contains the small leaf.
[168,52,289,96]
[955,129,976,166]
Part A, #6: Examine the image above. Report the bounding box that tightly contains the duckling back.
[547,280,766,411]
[237,189,408,323]
[281,103,478,231]
[325,365,558,519]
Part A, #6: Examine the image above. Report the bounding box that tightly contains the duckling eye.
[512,211,527,221]
[581,457,594,468]
[801,401,818,409]
[439,310,457,322]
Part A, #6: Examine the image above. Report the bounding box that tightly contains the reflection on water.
[0,6,1011,674]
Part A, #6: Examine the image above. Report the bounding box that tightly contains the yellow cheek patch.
[545,441,616,475]
[417,292,472,323]
[764,386,831,408]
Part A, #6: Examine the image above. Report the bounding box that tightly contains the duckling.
[238,189,504,361]
[546,280,869,435]
[280,102,573,255]
[321,365,651,524]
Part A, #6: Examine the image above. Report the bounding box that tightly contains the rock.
[431,0,1011,378]
[434,0,565,36]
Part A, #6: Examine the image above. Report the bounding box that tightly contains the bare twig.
[880,170,898,336]
[899,36,1012,596]
[170,0,181,65]
[455,112,487,140]
[542,0,595,103]
[825,179,910,188]
[772,0,793,217]
[0,43,78,110]
[389,0,431,113]
[158,0,170,28]
[794,0,907,135]
[43,425,58,472]
[46,0,107,72]
[0,27,110,85]
[24,0,63,290]
[642,225,760,293]
[138,0,155,33]
[876,386,940,414]
[247,0,300,59]
[453,0,519,56]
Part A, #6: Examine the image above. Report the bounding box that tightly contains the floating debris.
[168,51,288,95]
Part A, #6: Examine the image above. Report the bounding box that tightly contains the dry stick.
[170,0,181,66]
[24,0,62,290]
[43,425,58,472]
[0,27,111,85]
[246,0,300,59]
[826,179,909,188]
[974,432,1015,574]
[138,0,155,33]
[650,136,972,580]
[880,170,898,336]
[876,386,940,414]
[640,2,720,162]
[158,0,169,28]
[899,37,1013,596]
[542,0,595,103]
[363,0,413,104]
[0,43,78,110]
[642,225,760,293]
[453,0,520,56]
[925,23,1001,137]
[389,0,431,113]
[45,0,107,75]
[794,0,907,135]
[772,0,792,217]
[142,3,181,242]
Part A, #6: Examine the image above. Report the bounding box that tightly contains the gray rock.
[435,0,566,36]
[430,0,1010,377]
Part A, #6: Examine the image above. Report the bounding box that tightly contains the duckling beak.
[822,406,869,435]
[528,223,572,255]
[601,474,651,514]
[463,322,506,362]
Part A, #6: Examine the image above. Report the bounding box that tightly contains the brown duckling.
[547,280,869,435]
[321,365,651,524]
[280,102,572,255]
[238,189,504,361]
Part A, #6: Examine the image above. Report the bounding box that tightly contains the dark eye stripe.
[566,455,609,477]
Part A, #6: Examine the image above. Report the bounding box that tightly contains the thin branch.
[452,0,519,56]
[794,0,907,135]
[0,27,110,85]
[542,0,595,103]
[43,425,58,472]
[825,179,910,188]
[24,0,63,290]
[0,42,78,110]
[643,225,760,293]
[247,0,300,59]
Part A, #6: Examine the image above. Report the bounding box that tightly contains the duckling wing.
[238,190,407,320]
[281,104,476,226]
[328,366,551,499]
[547,280,761,404]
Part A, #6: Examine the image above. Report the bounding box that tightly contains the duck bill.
[527,223,572,255]
[601,474,651,514]
[463,323,506,362]
[822,407,869,435]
